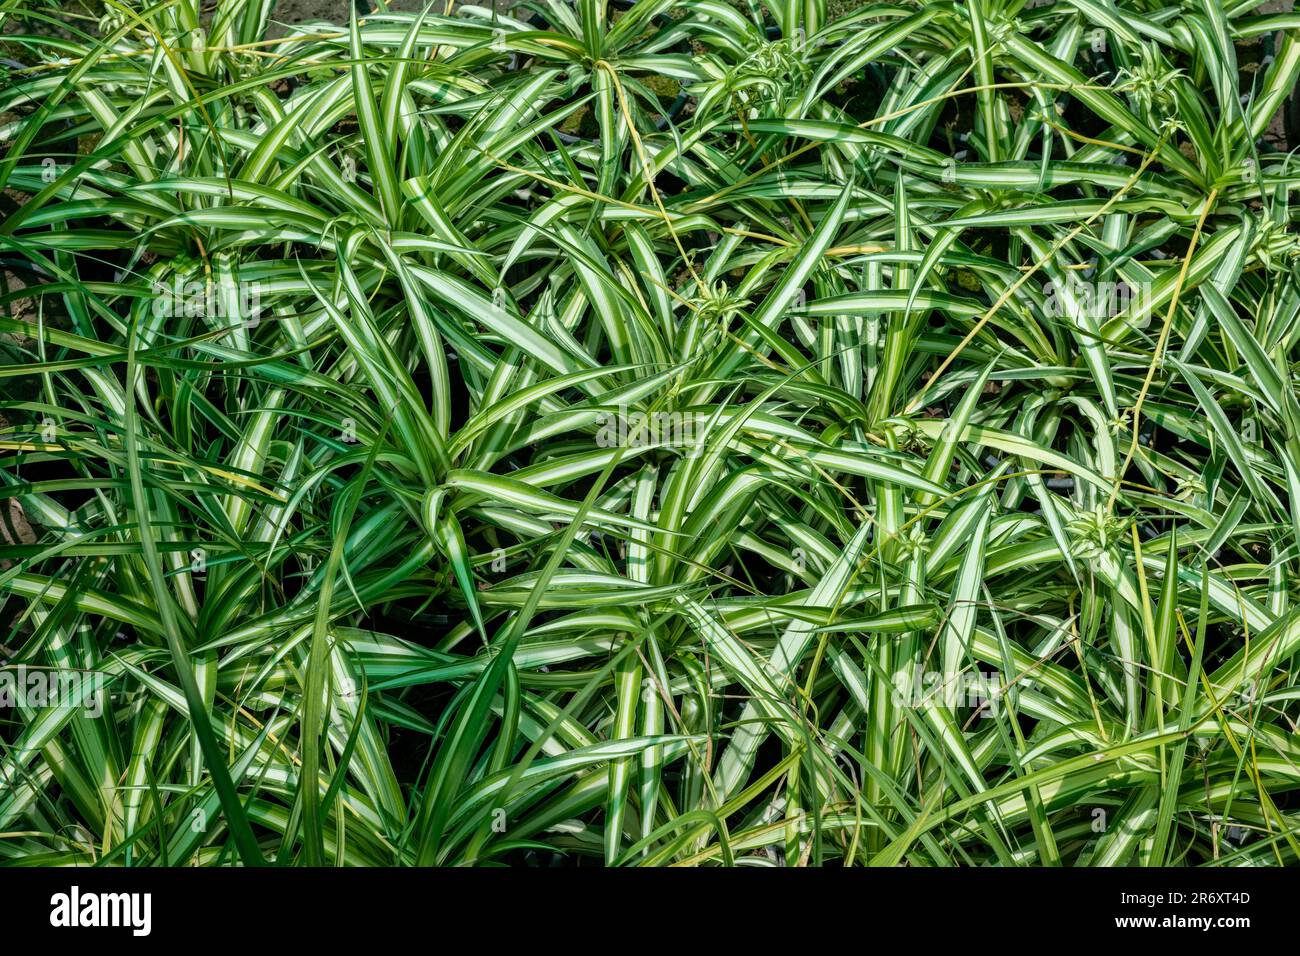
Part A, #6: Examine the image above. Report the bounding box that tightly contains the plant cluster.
[1,0,1300,866]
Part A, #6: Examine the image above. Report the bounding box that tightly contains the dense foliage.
[2,0,1300,866]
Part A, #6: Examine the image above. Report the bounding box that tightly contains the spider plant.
[1,0,1300,867]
